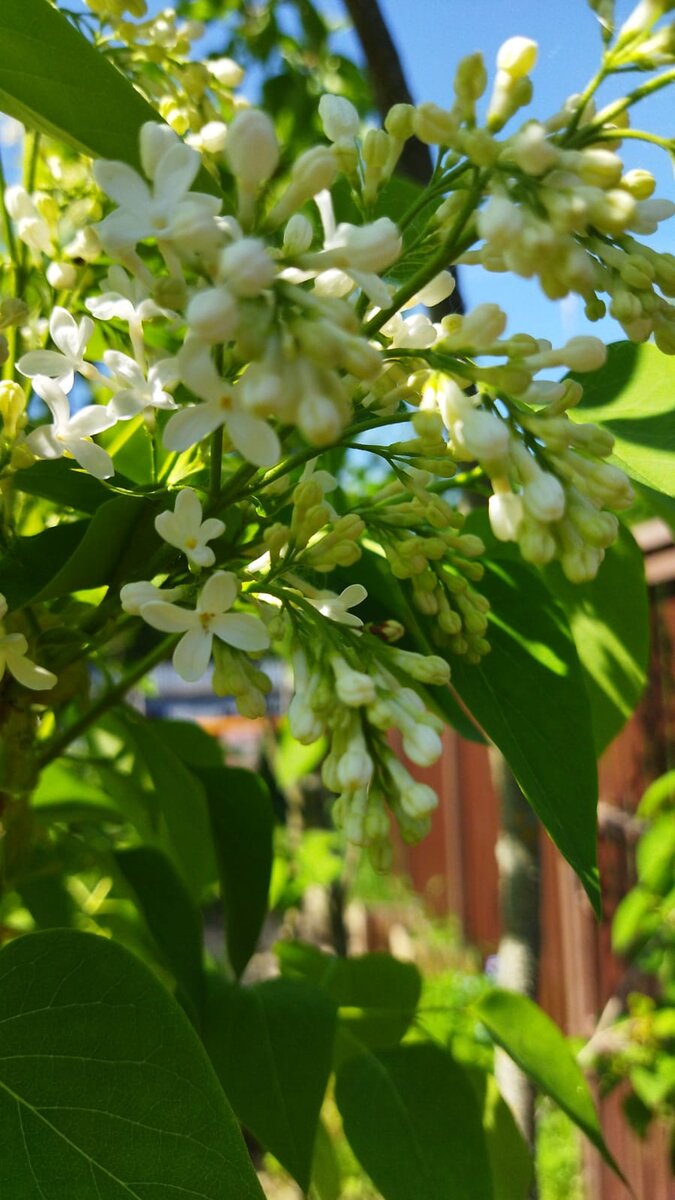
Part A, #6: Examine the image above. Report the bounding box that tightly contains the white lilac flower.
[163,338,280,467]
[307,583,367,627]
[85,265,170,325]
[141,570,270,683]
[4,185,53,255]
[120,581,187,615]
[104,351,178,420]
[18,307,93,392]
[319,94,360,143]
[0,596,56,691]
[24,376,115,480]
[93,126,222,254]
[154,487,225,569]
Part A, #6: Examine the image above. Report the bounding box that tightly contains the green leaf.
[0,521,86,609]
[115,846,205,1020]
[335,1043,494,1200]
[569,341,675,496]
[31,759,123,823]
[37,496,158,601]
[151,719,224,769]
[277,944,422,1049]
[120,711,216,899]
[0,929,264,1198]
[12,459,112,512]
[311,1119,342,1200]
[450,559,601,914]
[475,989,624,1181]
[638,770,675,818]
[205,976,337,1192]
[468,1070,532,1200]
[542,525,649,755]
[0,0,210,193]
[198,766,275,977]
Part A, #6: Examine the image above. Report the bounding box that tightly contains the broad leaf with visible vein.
[204,976,336,1192]
[569,341,675,497]
[476,989,625,1182]
[450,558,601,914]
[335,1043,494,1200]
[0,929,264,1199]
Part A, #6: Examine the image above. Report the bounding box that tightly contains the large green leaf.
[12,459,112,513]
[335,1043,494,1200]
[450,559,601,914]
[475,989,624,1181]
[115,846,205,1021]
[277,944,422,1050]
[120,711,216,899]
[0,521,86,610]
[542,525,648,755]
[0,929,264,1199]
[468,1070,532,1200]
[31,759,123,823]
[0,0,210,188]
[205,976,337,1192]
[198,766,275,978]
[38,496,159,601]
[569,341,675,496]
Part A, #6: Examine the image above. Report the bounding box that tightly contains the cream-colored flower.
[154,488,225,569]
[141,571,269,682]
[0,595,56,691]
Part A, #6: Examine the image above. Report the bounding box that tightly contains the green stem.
[209,426,223,503]
[562,63,608,141]
[36,634,177,769]
[570,67,675,145]
[364,173,485,336]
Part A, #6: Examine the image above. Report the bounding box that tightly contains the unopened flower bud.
[283,213,313,255]
[497,36,538,78]
[489,491,524,541]
[186,286,239,342]
[220,238,276,296]
[225,109,279,189]
[319,94,360,143]
[46,262,77,291]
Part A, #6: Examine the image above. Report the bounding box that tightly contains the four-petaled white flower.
[0,595,56,691]
[86,265,171,325]
[163,338,281,468]
[93,129,222,254]
[18,307,93,392]
[155,488,225,569]
[25,376,115,479]
[307,583,368,627]
[141,571,270,683]
[104,351,179,420]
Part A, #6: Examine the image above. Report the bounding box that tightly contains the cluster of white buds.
[286,617,450,861]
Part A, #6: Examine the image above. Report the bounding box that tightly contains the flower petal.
[153,143,201,205]
[18,349,74,384]
[163,400,224,451]
[108,390,146,420]
[25,427,62,460]
[31,376,71,426]
[142,601,197,633]
[154,511,183,548]
[66,439,115,480]
[178,338,223,403]
[93,160,152,216]
[199,517,226,540]
[199,570,237,614]
[188,545,216,568]
[212,612,270,652]
[104,350,144,386]
[340,584,368,609]
[174,487,203,532]
[67,404,115,438]
[173,628,213,682]
[5,646,57,690]
[226,410,280,468]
